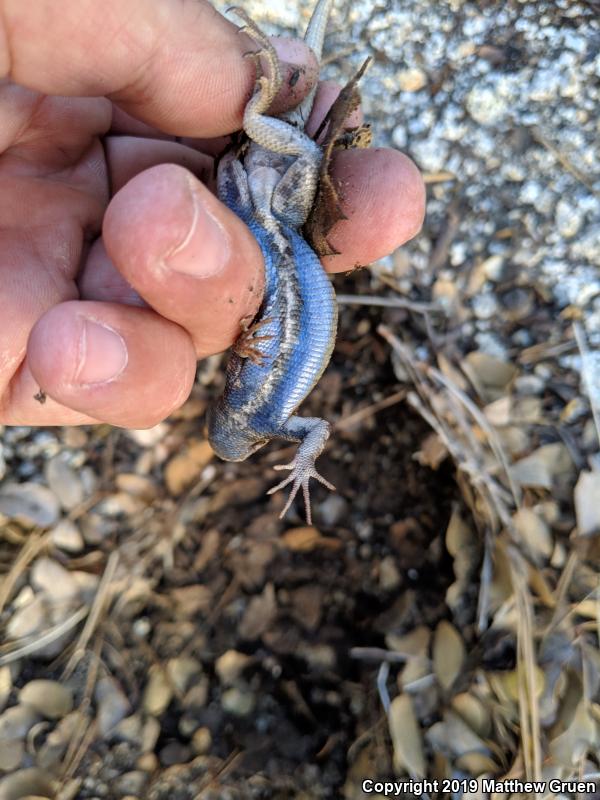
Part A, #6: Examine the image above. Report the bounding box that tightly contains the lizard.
[207,0,370,524]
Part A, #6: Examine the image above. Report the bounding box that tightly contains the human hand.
[0,0,425,428]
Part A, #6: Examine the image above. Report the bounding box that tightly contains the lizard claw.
[267,458,335,525]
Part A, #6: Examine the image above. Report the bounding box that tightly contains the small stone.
[127,424,169,447]
[166,658,202,695]
[183,681,209,710]
[111,714,143,744]
[215,650,252,687]
[556,198,583,239]
[19,680,73,720]
[0,482,60,528]
[191,727,212,755]
[398,67,427,92]
[0,738,24,772]
[221,687,256,717]
[0,667,11,714]
[480,255,505,281]
[30,558,80,601]
[50,519,84,553]
[95,676,130,737]
[37,711,82,769]
[6,595,48,640]
[0,767,55,799]
[114,771,148,796]
[379,556,402,591]
[0,704,40,740]
[143,666,173,717]
[137,753,159,773]
[141,717,161,753]
[115,473,157,501]
[465,85,507,125]
[45,453,85,511]
[159,742,191,767]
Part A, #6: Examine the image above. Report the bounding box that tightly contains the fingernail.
[74,318,128,385]
[164,179,231,277]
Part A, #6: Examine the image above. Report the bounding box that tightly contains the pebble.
[465,85,507,125]
[166,657,202,695]
[159,742,191,767]
[215,650,252,687]
[555,198,583,239]
[221,687,256,717]
[0,482,60,528]
[141,717,161,753]
[95,676,130,737]
[398,67,427,92]
[37,711,81,769]
[19,680,73,720]
[0,668,11,714]
[191,727,212,755]
[114,771,148,796]
[0,767,56,799]
[126,424,168,447]
[143,666,173,717]
[0,705,40,740]
[6,594,48,640]
[50,518,85,553]
[30,558,80,601]
[0,738,23,772]
[44,453,85,511]
[112,714,142,744]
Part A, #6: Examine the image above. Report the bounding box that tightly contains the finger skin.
[324,147,425,271]
[103,164,265,358]
[26,301,197,428]
[0,0,319,137]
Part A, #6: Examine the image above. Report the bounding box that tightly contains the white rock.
[44,453,85,511]
[30,558,80,601]
[6,595,48,640]
[465,85,507,125]
[95,676,130,737]
[398,67,427,92]
[50,519,85,553]
[0,483,60,528]
[0,704,40,740]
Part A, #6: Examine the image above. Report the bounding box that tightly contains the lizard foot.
[267,458,335,526]
[229,8,282,108]
[233,316,274,365]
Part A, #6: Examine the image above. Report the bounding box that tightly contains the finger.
[103,163,265,358]
[104,135,214,194]
[78,239,146,306]
[322,147,426,272]
[0,0,319,137]
[307,80,363,139]
[24,300,197,428]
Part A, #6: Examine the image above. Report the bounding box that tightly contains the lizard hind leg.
[230,8,282,112]
[266,416,335,525]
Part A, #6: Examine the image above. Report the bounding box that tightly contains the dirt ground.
[1,0,599,798]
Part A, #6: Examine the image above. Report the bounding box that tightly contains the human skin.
[0,0,425,428]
